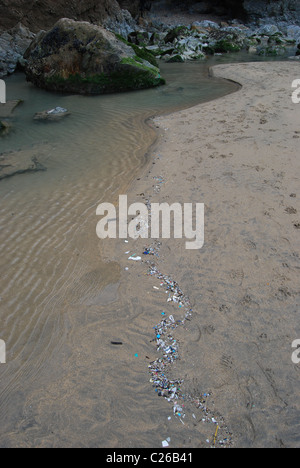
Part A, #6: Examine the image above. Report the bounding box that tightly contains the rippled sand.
[0,63,237,447]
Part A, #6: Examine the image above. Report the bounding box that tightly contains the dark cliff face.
[214,0,300,23]
[117,0,140,17]
[0,0,125,32]
[170,0,300,23]
[0,0,299,32]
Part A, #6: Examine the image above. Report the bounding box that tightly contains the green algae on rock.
[24,18,165,95]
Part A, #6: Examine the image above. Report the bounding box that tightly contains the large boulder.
[24,19,165,95]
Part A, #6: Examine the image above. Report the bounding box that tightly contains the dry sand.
[103,61,300,448]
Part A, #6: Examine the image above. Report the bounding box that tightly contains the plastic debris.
[128,256,141,261]
[137,241,232,447]
[47,106,68,115]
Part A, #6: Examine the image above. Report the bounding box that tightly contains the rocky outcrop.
[0,148,47,180]
[0,119,11,136]
[140,19,297,62]
[0,23,35,77]
[243,0,300,26]
[0,100,23,118]
[24,19,165,95]
[34,107,70,121]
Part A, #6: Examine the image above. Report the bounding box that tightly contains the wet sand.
[104,62,300,448]
[0,64,237,449]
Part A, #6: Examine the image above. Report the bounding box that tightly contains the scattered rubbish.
[140,242,233,447]
[128,255,142,261]
[214,426,219,446]
[162,440,169,448]
[153,175,165,194]
[143,244,161,257]
[111,341,123,346]
[47,107,68,115]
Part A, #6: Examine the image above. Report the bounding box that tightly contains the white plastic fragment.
[47,107,68,115]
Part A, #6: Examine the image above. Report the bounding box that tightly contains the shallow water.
[0,54,290,447]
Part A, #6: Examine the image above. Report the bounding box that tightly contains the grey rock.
[0,120,11,136]
[287,25,300,44]
[0,148,47,180]
[34,107,70,121]
[0,100,23,118]
[103,8,137,38]
[0,23,35,78]
[244,0,300,26]
[192,20,220,30]
[257,24,280,36]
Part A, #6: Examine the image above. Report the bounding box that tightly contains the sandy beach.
[103,61,300,448]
